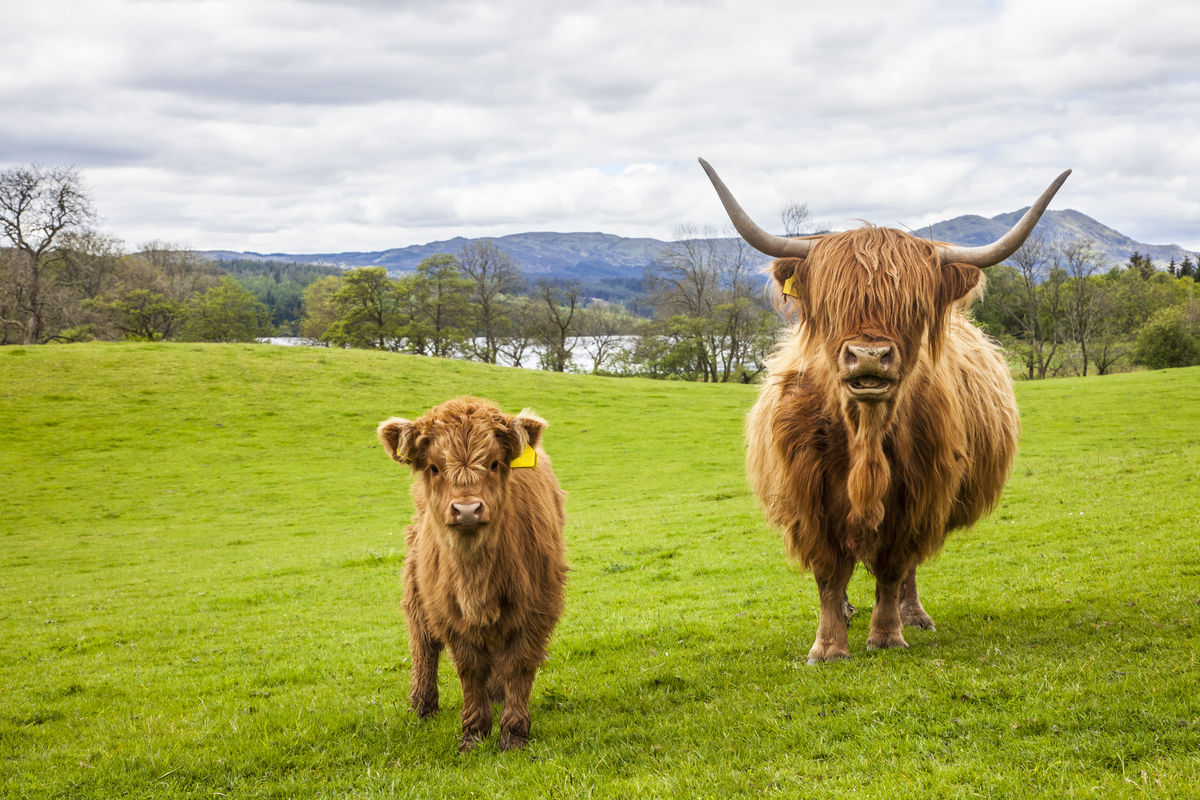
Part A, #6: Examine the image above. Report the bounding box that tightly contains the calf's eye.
[490,460,500,472]
[429,464,439,476]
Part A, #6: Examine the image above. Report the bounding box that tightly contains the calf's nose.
[451,500,485,526]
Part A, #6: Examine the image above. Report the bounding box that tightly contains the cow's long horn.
[936,170,1072,267]
[698,158,814,259]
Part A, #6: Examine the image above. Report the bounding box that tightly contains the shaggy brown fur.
[747,226,1020,663]
[377,396,567,751]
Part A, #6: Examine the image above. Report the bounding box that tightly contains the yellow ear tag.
[510,444,537,469]
[782,275,799,299]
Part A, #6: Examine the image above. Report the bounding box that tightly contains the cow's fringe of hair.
[811,227,949,361]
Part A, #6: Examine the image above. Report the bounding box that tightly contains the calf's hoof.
[806,643,850,665]
[901,606,936,630]
[458,734,482,754]
[866,631,909,650]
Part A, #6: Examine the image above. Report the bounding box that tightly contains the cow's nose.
[451,501,484,526]
[845,344,894,373]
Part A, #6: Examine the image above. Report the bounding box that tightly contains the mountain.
[202,231,668,282]
[201,211,1197,283]
[917,209,1197,269]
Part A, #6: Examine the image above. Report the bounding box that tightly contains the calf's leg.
[899,565,935,630]
[451,643,493,753]
[403,592,442,719]
[495,656,537,751]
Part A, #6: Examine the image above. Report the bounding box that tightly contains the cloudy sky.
[4,0,1198,255]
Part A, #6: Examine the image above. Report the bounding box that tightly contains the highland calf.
[700,158,1069,663]
[378,397,567,751]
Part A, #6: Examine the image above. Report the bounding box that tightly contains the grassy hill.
[2,343,1198,798]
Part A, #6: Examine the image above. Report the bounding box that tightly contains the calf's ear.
[377,417,416,463]
[514,409,548,449]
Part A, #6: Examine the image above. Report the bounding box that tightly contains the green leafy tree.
[179,276,273,342]
[1127,251,1156,280]
[625,316,709,380]
[86,289,186,341]
[299,275,344,342]
[326,267,405,350]
[405,255,472,358]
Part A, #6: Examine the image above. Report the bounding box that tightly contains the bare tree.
[536,280,581,372]
[496,295,538,367]
[1087,282,1133,375]
[0,165,95,343]
[650,224,770,382]
[459,241,523,363]
[780,200,811,236]
[135,242,219,301]
[1058,238,1106,375]
[1006,234,1064,379]
[578,304,635,374]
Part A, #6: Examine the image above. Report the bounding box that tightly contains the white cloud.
[2,0,1197,253]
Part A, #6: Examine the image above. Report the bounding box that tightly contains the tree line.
[5,163,1199,377]
[973,238,1200,376]
[295,230,779,381]
[1,166,274,345]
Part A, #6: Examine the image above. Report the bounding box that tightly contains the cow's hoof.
[866,632,909,650]
[412,698,438,720]
[498,729,529,751]
[458,734,483,754]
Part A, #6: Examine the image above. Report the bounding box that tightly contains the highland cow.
[378,397,567,751]
[700,158,1069,663]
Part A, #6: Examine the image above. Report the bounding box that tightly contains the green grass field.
[2,343,1198,799]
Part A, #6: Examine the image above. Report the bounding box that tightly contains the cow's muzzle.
[840,343,900,401]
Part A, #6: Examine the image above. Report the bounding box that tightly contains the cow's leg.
[899,565,935,630]
[403,585,442,719]
[807,557,855,664]
[495,654,538,751]
[866,571,909,650]
[451,643,493,753]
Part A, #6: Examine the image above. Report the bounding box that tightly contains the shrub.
[1134,302,1200,369]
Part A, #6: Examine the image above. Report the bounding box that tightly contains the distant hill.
[915,209,1196,269]
[201,211,1197,283]
[201,232,668,282]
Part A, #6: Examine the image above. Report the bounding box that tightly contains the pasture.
[2,342,1198,798]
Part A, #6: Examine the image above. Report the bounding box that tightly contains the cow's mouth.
[845,374,894,400]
